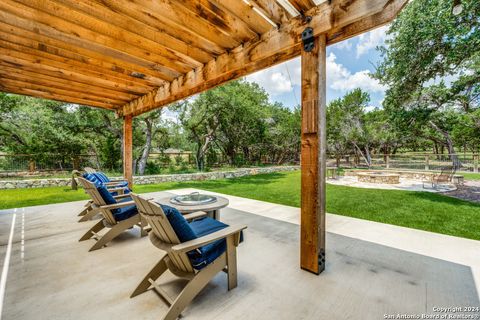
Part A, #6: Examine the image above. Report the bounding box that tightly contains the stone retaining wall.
[0,166,299,189]
[344,169,464,184]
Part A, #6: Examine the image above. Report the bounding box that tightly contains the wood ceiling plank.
[0,78,127,105]
[0,45,154,93]
[0,21,171,84]
[288,0,317,14]
[174,0,259,42]
[41,0,205,69]
[0,0,184,79]
[0,56,151,95]
[122,0,407,116]
[0,84,118,109]
[247,0,291,26]
[121,0,240,50]
[51,0,213,64]
[96,0,226,56]
[208,0,272,35]
[0,33,164,87]
[0,65,138,101]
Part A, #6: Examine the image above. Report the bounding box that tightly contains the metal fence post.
[386,154,390,169]
[474,154,479,173]
[424,155,429,171]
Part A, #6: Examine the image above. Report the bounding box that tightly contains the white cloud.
[244,52,385,106]
[356,26,387,58]
[245,59,301,96]
[333,39,352,51]
[327,53,386,93]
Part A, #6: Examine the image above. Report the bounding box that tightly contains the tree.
[327,89,375,166]
[374,0,480,168]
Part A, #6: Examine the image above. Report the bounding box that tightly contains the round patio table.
[156,194,229,221]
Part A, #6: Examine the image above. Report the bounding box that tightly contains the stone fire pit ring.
[357,172,400,184]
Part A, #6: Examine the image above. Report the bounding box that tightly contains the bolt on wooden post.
[300,34,327,275]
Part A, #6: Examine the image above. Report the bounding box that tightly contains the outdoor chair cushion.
[159,204,241,270]
[96,185,117,206]
[93,172,110,183]
[188,217,231,270]
[83,173,102,187]
[160,204,197,242]
[97,185,137,220]
[113,204,138,221]
[93,172,129,188]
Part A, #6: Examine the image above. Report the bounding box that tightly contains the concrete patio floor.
[1,189,479,320]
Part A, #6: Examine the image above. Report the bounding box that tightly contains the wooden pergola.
[0,0,406,274]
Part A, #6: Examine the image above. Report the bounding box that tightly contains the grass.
[462,172,480,181]
[0,171,479,240]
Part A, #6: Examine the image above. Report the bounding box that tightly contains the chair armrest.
[100,200,135,210]
[106,187,128,193]
[183,211,208,221]
[113,194,132,200]
[105,182,128,187]
[172,225,247,253]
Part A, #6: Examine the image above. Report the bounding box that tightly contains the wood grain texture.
[122,0,406,116]
[0,0,407,111]
[300,34,326,275]
[288,0,317,13]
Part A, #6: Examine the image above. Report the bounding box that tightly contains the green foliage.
[175,80,300,170]
[374,0,480,159]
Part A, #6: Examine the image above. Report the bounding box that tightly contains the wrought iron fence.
[0,154,100,173]
[327,153,479,173]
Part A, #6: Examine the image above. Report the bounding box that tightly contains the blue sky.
[244,26,389,110]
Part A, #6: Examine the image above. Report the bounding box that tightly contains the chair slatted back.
[437,166,455,182]
[131,193,194,273]
[84,167,97,174]
[77,177,117,225]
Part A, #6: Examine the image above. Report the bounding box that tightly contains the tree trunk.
[137,119,153,176]
[195,135,213,171]
[352,142,371,167]
[428,121,461,170]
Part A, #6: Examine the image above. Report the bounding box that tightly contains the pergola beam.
[122,0,407,117]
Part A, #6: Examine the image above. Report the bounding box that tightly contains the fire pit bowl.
[170,192,218,206]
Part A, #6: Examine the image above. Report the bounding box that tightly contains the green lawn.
[1,171,479,240]
[462,172,480,181]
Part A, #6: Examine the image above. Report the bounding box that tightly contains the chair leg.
[139,216,148,237]
[226,236,238,291]
[78,201,93,216]
[79,220,105,241]
[88,215,139,251]
[77,206,90,217]
[131,254,168,298]
[162,255,226,320]
[78,208,100,222]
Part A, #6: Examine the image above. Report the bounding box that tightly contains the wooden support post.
[474,154,478,173]
[386,154,390,169]
[300,34,326,275]
[123,115,133,188]
[425,155,430,171]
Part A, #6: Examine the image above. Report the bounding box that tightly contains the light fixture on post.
[452,0,463,16]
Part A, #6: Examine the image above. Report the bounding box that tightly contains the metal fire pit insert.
[170,192,217,206]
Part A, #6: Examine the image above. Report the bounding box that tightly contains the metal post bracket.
[301,27,315,52]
